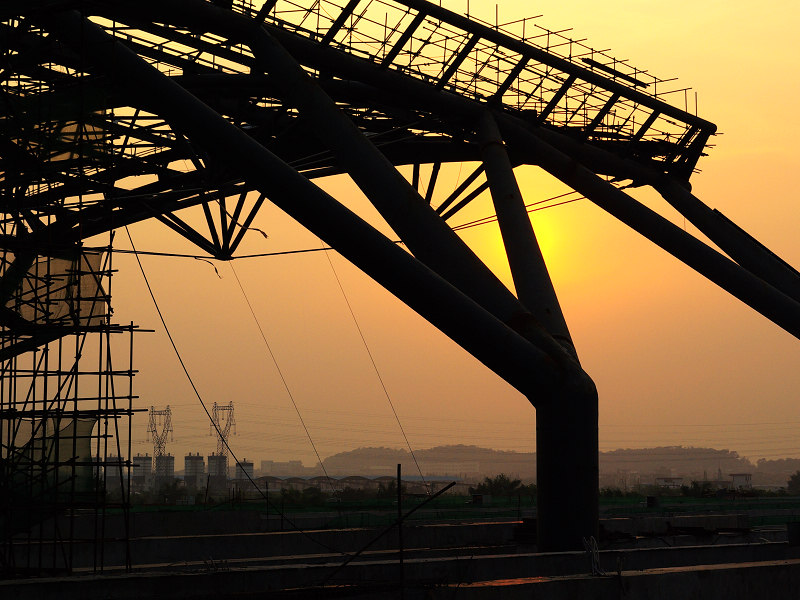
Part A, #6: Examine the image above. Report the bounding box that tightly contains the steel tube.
[477,111,577,360]
[656,178,800,304]
[496,121,800,340]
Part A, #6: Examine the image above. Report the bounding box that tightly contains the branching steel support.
[478,112,599,551]
[496,121,800,339]
[656,178,800,303]
[477,111,577,360]
[476,112,596,549]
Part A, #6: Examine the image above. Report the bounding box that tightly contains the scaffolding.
[0,243,138,576]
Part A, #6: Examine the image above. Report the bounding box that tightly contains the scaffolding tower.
[0,244,138,577]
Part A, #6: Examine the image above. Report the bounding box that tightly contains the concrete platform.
[4,542,800,599]
[5,554,800,599]
[15,513,786,571]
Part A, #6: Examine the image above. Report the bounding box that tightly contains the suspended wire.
[320,241,430,493]
[227,261,339,492]
[108,188,584,260]
[124,226,349,555]
[110,246,330,260]
[451,191,585,232]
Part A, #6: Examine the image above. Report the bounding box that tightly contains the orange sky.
[105,0,800,468]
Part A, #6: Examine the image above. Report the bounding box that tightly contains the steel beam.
[495,120,800,339]
[238,11,577,367]
[478,111,577,360]
[656,178,800,303]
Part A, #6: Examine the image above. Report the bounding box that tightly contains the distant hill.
[320,445,800,486]
[601,446,751,476]
[321,445,536,478]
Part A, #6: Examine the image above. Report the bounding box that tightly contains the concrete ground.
[4,509,800,598]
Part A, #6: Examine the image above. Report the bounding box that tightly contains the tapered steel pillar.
[477,111,577,359]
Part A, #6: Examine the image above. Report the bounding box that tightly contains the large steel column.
[477,111,577,359]
[476,111,597,549]
[536,376,599,552]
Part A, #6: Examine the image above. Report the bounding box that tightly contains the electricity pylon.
[146,405,173,458]
[210,402,236,458]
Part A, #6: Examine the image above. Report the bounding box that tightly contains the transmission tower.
[146,405,174,458]
[210,402,236,457]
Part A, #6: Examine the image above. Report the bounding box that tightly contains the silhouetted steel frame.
[27,1,800,553]
[30,16,600,554]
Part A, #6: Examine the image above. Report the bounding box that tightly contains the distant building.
[654,476,683,489]
[207,453,228,496]
[234,458,254,481]
[132,453,152,491]
[730,473,752,489]
[133,453,152,477]
[255,475,285,493]
[184,453,205,490]
[155,454,175,478]
[339,475,375,491]
[208,454,228,477]
[154,454,175,489]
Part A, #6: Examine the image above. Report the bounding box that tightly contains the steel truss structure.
[2,0,800,553]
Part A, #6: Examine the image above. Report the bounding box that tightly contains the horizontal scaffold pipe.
[38,9,579,403]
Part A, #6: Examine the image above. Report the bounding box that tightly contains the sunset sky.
[105,0,800,470]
